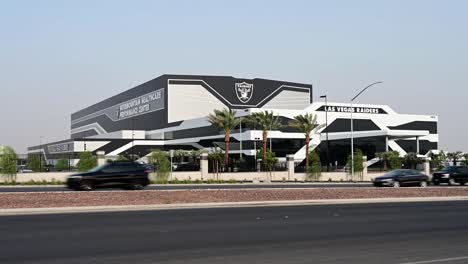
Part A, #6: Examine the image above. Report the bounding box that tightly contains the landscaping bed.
[2,187,468,209]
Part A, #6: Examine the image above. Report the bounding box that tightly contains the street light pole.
[39,136,43,172]
[239,117,242,160]
[320,95,330,172]
[350,81,383,180]
[131,117,135,161]
[83,130,87,152]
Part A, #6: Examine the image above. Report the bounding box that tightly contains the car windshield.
[441,166,458,172]
[87,164,108,173]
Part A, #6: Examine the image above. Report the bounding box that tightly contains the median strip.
[1,187,468,214]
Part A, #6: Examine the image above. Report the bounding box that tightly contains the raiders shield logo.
[235,82,254,103]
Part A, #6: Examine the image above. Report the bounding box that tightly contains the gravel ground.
[2,187,468,209]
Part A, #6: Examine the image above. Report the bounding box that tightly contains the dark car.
[373,169,429,187]
[432,166,468,186]
[66,161,151,191]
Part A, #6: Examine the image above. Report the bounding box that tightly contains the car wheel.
[432,181,440,186]
[420,181,428,188]
[448,178,457,186]
[392,181,400,188]
[79,181,94,191]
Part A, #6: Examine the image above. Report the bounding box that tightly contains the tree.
[55,159,69,172]
[246,111,281,165]
[27,153,44,172]
[464,153,468,166]
[447,151,463,165]
[289,113,324,173]
[347,149,364,181]
[149,150,170,183]
[208,147,225,178]
[174,149,186,164]
[404,152,421,169]
[0,146,18,182]
[207,108,239,167]
[116,155,129,161]
[429,151,446,170]
[308,149,322,181]
[376,151,401,171]
[262,149,278,175]
[76,151,97,172]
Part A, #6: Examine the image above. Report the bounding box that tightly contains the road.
[0,183,372,192]
[1,201,468,264]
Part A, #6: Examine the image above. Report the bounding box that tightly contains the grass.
[0,179,65,185]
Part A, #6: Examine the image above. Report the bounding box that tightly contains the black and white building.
[28,74,438,166]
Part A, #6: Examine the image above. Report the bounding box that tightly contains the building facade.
[28,74,438,167]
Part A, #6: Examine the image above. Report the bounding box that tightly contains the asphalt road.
[2,201,468,263]
[0,183,371,192]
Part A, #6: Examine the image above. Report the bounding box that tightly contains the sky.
[0,0,467,153]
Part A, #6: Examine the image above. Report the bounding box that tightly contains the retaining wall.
[2,170,385,183]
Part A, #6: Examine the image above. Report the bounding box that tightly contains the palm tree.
[246,111,281,163]
[447,151,463,165]
[404,152,420,169]
[289,113,324,173]
[207,108,239,166]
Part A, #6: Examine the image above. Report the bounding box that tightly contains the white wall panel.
[168,84,227,123]
[261,90,310,110]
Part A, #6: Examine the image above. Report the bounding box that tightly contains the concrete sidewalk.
[2,196,468,216]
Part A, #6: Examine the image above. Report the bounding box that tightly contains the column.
[385,136,389,152]
[423,158,431,178]
[286,154,295,181]
[362,155,368,181]
[200,153,208,180]
[97,151,106,166]
[416,136,420,154]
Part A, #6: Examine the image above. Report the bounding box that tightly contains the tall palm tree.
[447,151,463,166]
[246,111,281,162]
[289,113,324,173]
[207,108,239,166]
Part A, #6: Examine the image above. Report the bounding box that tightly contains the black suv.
[432,166,468,186]
[66,161,151,191]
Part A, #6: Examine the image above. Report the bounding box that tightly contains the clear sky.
[0,0,467,153]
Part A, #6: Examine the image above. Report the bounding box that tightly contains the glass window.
[441,166,459,173]
[88,164,109,173]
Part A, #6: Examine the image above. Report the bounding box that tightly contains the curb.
[0,182,372,188]
[2,196,468,216]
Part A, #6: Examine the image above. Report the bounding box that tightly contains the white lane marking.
[400,256,468,264]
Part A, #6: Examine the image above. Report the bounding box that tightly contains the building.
[28,74,438,167]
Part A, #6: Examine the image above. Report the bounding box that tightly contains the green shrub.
[55,159,69,171]
[0,146,18,182]
[308,149,321,181]
[149,150,170,183]
[76,151,97,172]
